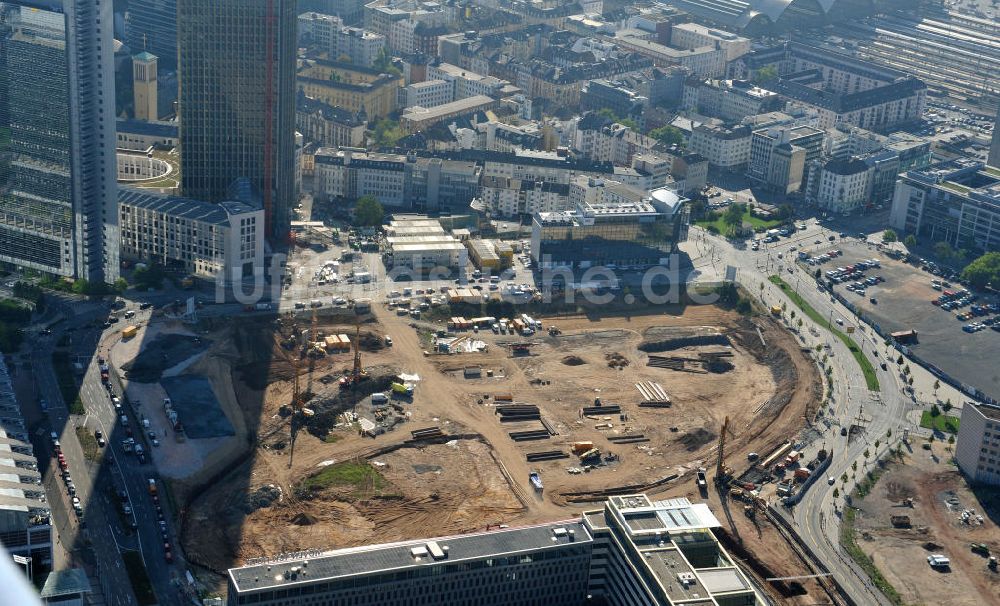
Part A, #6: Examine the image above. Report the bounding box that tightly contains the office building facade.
[0,356,52,569]
[118,189,265,283]
[990,103,1000,169]
[955,402,1000,486]
[0,0,119,283]
[747,124,824,193]
[314,149,481,213]
[125,0,177,69]
[531,186,689,270]
[889,160,1000,252]
[178,0,297,239]
[225,495,763,606]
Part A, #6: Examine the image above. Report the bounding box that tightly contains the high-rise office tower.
[989,102,1000,169]
[178,0,297,240]
[125,0,177,70]
[0,1,119,283]
[133,51,159,121]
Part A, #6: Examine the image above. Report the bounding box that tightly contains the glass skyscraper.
[125,0,177,70]
[177,0,297,240]
[0,0,119,282]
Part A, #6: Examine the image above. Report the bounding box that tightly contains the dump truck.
[770,305,782,317]
[784,450,801,466]
[696,469,707,488]
[122,325,138,339]
[391,382,414,397]
[529,472,543,492]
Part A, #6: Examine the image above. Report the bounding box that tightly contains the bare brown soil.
[177,302,822,593]
[852,450,1000,605]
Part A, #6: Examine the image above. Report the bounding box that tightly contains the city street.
[686,221,967,606]
[23,292,187,605]
[29,297,138,606]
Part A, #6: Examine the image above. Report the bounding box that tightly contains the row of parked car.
[51,433,83,518]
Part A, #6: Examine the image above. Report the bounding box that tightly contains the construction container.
[793,468,810,481]
[571,441,595,455]
[122,325,138,339]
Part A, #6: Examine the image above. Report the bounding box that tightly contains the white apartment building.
[298,12,386,67]
[811,157,871,213]
[427,62,511,100]
[569,175,647,209]
[682,79,782,122]
[118,189,265,283]
[669,22,751,62]
[315,149,408,207]
[574,121,659,166]
[614,34,727,78]
[401,79,453,109]
[955,403,1000,486]
[688,124,752,170]
[480,176,571,219]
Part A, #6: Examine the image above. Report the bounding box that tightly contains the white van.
[371,393,388,404]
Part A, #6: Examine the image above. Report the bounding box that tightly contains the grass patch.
[300,461,385,496]
[920,411,960,434]
[121,550,156,606]
[51,352,86,414]
[75,427,99,461]
[769,275,879,391]
[695,207,782,234]
[323,433,341,444]
[840,465,904,605]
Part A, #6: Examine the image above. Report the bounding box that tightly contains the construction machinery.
[715,416,735,485]
[340,322,369,388]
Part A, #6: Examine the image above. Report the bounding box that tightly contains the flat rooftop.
[229,520,592,594]
[402,95,496,122]
[974,403,1000,422]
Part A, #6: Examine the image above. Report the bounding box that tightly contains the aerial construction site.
[109,294,833,601]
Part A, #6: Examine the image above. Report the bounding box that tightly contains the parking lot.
[801,240,1000,402]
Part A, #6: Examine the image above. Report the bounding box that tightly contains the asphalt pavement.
[690,222,939,606]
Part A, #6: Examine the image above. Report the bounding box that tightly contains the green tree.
[371,118,405,148]
[722,203,745,235]
[752,65,778,84]
[132,264,164,291]
[942,399,952,413]
[961,251,1000,290]
[113,278,128,294]
[648,125,684,147]
[354,195,384,226]
[882,229,898,243]
[70,279,89,294]
[904,234,917,248]
[373,47,401,76]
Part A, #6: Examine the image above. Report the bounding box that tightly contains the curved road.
[689,223,932,606]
